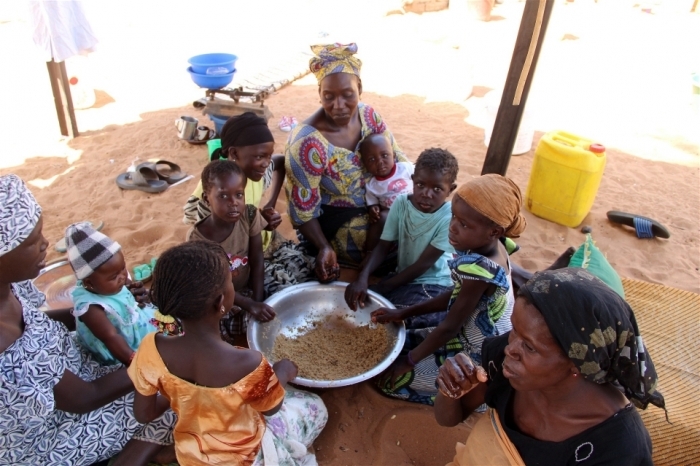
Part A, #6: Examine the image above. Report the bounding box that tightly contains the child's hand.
[345,281,370,311]
[261,206,282,231]
[370,307,404,324]
[368,205,381,224]
[437,353,488,399]
[248,302,276,322]
[273,359,298,384]
[126,281,149,308]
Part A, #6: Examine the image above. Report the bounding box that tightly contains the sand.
[1,0,698,464]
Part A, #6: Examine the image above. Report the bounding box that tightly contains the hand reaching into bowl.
[273,359,299,387]
[247,302,276,322]
[370,307,404,324]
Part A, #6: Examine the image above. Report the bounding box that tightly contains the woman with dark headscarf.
[435,268,663,465]
[183,112,314,297]
[285,43,407,282]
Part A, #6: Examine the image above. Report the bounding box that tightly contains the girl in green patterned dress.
[371,174,527,405]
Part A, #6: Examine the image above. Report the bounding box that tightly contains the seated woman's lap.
[297,214,397,272]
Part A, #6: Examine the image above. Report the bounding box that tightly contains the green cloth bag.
[568,234,625,298]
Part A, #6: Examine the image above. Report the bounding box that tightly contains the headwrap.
[212,112,274,160]
[65,222,122,280]
[455,174,526,238]
[519,268,665,411]
[309,43,362,83]
[0,174,42,257]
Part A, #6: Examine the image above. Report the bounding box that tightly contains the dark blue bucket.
[209,114,229,136]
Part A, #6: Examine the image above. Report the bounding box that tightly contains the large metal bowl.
[247,281,406,388]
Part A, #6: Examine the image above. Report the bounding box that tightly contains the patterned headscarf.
[65,222,122,280]
[455,174,527,238]
[309,43,362,83]
[0,174,42,257]
[519,268,665,411]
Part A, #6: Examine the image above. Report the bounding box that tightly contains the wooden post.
[46,59,79,138]
[481,0,555,176]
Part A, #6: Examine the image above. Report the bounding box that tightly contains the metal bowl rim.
[248,281,406,388]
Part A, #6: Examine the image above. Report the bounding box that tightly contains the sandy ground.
[0,0,698,464]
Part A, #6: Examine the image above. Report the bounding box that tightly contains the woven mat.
[623,278,700,465]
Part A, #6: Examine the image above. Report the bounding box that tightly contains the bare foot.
[545,247,576,271]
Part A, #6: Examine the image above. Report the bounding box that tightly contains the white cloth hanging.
[29,0,98,62]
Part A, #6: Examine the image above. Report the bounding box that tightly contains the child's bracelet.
[407,351,416,367]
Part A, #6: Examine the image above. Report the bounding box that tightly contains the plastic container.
[484,90,535,155]
[525,130,607,228]
[187,53,237,74]
[207,138,222,160]
[187,67,235,89]
[208,114,229,136]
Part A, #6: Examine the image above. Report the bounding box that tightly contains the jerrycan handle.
[550,131,583,148]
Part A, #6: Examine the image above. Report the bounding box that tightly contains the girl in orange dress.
[127,241,327,465]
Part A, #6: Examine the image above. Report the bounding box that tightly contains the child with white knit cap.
[66,222,177,366]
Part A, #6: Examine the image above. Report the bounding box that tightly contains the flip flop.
[606,211,670,239]
[278,116,298,132]
[54,220,104,253]
[133,264,151,282]
[132,258,157,282]
[116,165,168,193]
[140,160,187,184]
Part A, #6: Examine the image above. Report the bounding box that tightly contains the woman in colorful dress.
[285,43,407,281]
[0,174,176,466]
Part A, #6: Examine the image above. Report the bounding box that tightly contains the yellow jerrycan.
[525,130,606,228]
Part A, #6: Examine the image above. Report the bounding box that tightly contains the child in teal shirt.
[66,222,175,366]
[345,148,458,328]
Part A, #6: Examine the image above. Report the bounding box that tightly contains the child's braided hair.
[150,241,230,320]
[201,159,246,194]
[415,147,459,184]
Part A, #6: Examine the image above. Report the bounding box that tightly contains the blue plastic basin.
[187,67,235,89]
[188,53,237,74]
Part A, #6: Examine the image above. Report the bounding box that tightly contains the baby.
[360,133,414,253]
[66,222,176,366]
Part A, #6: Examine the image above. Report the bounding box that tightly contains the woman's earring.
[573,372,579,378]
[220,306,226,315]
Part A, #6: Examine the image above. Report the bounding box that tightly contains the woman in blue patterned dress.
[285,43,406,281]
[0,174,176,466]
